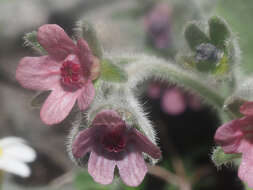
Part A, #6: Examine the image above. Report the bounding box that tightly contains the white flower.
[0,137,36,177]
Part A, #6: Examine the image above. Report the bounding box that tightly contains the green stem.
[121,54,226,111]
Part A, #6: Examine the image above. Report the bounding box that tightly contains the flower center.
[102,125,127,153]
[60,55,82,87]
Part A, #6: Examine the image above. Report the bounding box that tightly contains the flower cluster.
[72,110,161,186]
[16,24,100,125]
[148,82,202,115]
[215,101,253,188]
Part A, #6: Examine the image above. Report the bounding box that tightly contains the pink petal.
[131,129,161,159]
[77,39,93,73]
[238,142,253,188]
[37,24,77,60]
[161,88,186,115]
[240,102,253,116]
[77,81,95,110]
[92,110,124,127]
[40,86,81,125]
[16,56,61,91]
[117,146,147,186]
[214,118,244,153]
[72,127,94,158]
[88,149,116,185]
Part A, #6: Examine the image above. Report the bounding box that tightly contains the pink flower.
[145,3,173,49]
[214,101,253,188]
[16,24,100,125]
[161,88,186,115]
[72,110,161,186]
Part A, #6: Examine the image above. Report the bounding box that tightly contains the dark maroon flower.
[72,110,161,186]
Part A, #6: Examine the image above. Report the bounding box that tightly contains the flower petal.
[3,144,36,163]
[72,127,93,158]
[0,137,26,147]
[92,110,124,127]
[77,81,95,111]
[240,101,253,116]
[161,88,186,115]
[88,150,116,185]
[40,86,81,125]
[214,118,245,153]
[0,157,31,177]
[117,146,147,186]
[38,24,77,60]
[238,142,253,188]
[131,129,161,159]
[16,56,61,91]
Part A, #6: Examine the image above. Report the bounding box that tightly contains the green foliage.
[184,22,209,51]
[100,59,128,83]
[77,20,103,59]
[209,16,231,49]
[211,146,241,167]
[23,31,46,54]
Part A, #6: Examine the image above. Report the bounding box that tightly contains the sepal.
[211,146,241,168]
[75,20,103,59]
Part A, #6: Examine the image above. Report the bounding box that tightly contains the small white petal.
[0,157,31,177]
[0,137,26,148]
[3,144,36,163]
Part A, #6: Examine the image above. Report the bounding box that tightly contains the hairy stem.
[147,164,192,190]
[116,53,226,110]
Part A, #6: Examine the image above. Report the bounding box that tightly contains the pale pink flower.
[16,24,100,125]
[161,88,186,115]
[148,82,202,115]
[214,101,253,188]
[72,110,161,186]
[145,3,173,49]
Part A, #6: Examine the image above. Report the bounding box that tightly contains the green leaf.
[214,54,229,75]
[100,59,128,83]
[31,91,50,108]
[23,31,46,54]
[77,20,103,59]
[211,146,241,167]
[209,16,231,49]
[184,22,210,51]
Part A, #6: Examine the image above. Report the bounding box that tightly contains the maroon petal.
[88,150,116,185]
[240,101,253,116]
[77,39,94,73]
[40,86,81,125]
[131,129,161,159]
[38,24,77,60]
[77,81,95,111]
[72,128,94,158]
[16,56,61,91]
[117,147,147,186]
[92,110,124,127]
[214,118,245,153]
[238,142,253,188]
